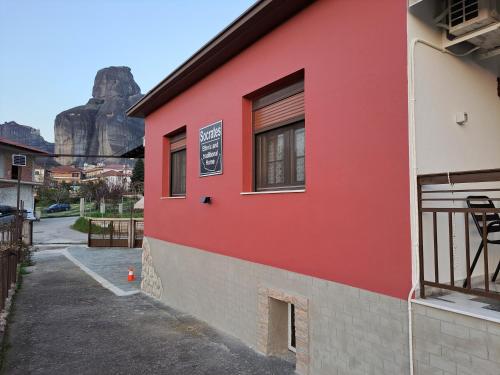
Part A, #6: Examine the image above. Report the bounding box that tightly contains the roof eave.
[127,0,314,118]
[0,138,50,155]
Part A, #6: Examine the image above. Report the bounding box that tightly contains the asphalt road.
[33,217,87,244]
[1,252,294,375]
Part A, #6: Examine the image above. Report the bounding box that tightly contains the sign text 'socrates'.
[199,120,223,177]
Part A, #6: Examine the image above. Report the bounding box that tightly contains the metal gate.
[88,219,143,248]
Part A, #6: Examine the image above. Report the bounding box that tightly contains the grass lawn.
[85,211,144,219]
[71,217,110,234]
[40,203,82,218]
[40,202,143,219]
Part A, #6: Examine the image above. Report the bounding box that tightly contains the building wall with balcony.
[409,2,500,286]
[0,144,38,211]
[408,4,500,375]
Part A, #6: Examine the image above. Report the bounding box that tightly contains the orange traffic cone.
[128,267,135,282]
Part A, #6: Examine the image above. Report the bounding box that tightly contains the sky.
[0,0,255,142]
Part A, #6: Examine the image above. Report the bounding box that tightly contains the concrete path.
[2,253,294,375]
[64,246,142,294]
[33,217,87,244]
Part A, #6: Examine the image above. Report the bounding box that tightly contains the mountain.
[0,121,54,153]
[54,66,144,165]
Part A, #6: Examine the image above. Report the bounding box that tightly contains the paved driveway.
[33,217,87,244]
[65,246,142,294]
[2,253,294,375]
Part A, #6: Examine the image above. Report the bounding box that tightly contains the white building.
[0,138,48,211]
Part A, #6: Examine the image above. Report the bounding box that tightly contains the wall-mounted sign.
[199,120,223,177]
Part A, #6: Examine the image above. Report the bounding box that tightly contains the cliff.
[54,66,144,165]
[0,121,54,153]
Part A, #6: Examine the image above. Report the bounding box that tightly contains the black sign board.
[199,120,223,177]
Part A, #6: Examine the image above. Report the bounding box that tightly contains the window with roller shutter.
[253,80,305,191]
[169,132,186,196]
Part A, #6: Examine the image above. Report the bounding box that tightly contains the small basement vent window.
[288,303,296,353]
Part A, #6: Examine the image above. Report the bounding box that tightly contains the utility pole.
[12,154,27,246]
[16,166,21,244]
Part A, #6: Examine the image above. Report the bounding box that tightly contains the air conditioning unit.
[448,0,500,37]
[12,154,27,167]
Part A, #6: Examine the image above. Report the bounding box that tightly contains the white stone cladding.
[141,237,163,300]
[143,236,411,374]
[412,303,500,375]
[143,236,500,374]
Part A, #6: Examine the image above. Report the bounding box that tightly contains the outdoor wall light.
[200,196,211,204]
[455,112,468,126]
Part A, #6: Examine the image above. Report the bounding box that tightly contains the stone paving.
[65,246,142,293]
[2,253,295,375]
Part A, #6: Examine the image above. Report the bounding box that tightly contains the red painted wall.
[144,0,411,299]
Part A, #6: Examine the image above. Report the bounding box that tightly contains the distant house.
[33,167,46,183]
[48,165,83,184]
[81,163,132,188]
[103,164,132,177]
[100,170,130,189]
[82,166,104,180]
[0,137,48,211]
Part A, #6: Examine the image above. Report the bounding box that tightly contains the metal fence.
[0,222,20,312]
[88,219,144,248]
[418,168,500,301]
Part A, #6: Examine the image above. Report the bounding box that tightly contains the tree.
[79,180,127,209]
[131,159,144,184]
[37,180,71,206]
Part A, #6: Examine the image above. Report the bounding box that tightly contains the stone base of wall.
[141,237,163,299]
[144,236,411,375]
[412,302,500,375]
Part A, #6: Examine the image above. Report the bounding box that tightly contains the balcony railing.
[418,168,500,301]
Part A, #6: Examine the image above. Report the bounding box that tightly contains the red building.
[129,1,500,374]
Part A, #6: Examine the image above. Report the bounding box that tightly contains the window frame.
[168,131,187,197]
[252,79,305,192]
[254,121,305,192]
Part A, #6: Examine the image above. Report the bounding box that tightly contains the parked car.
[0,205,16,224]
[25,209,37,221]
[0,206,29,224]
[44,203,71,213]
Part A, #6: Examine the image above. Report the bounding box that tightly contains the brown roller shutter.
[253,91,304,133]
[170,132,186,151]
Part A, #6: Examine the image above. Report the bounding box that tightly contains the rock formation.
[0,121,54,153]
[54,66,144,165]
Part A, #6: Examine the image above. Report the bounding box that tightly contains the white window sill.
[240,189,305,196]
[160,196,186,200]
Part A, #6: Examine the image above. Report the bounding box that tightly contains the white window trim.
[288,303,296,353]
[240,189,305,196]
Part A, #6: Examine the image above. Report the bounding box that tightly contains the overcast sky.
[0,0,254,142]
